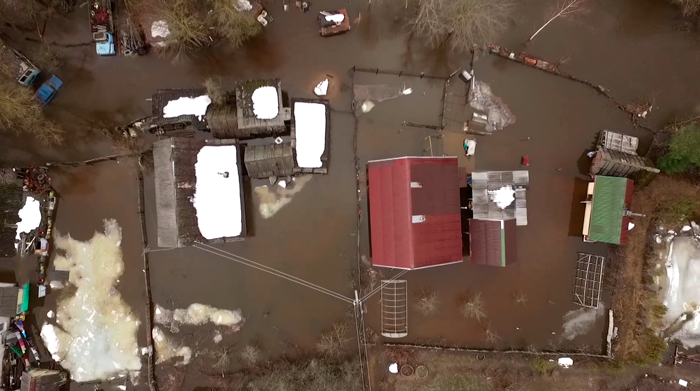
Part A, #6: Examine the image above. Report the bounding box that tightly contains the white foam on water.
[152,327,192,365]
[561,303,605,341]
[41,220,141,382]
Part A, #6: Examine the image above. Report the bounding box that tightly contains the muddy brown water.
[0,0,699,388]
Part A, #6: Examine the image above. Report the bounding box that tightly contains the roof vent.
[412,215,426,223]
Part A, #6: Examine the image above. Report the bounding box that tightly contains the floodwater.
[0,0,699,387]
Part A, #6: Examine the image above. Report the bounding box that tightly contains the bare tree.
[240,344,262,366]
[151,0,262,58]
[316,322,351,357]
[414,287,441,316]
[670,0,700,16]
[0,78,64,144]
[460,292,486,321]
[411,0,513,52]
[513,290,528,306]
[209,0,261,48]
[528,0,586,42]
[203,77,226,105]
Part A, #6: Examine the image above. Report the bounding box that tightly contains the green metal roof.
[589,176,627,244]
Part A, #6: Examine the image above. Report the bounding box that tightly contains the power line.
[194,244,355,304]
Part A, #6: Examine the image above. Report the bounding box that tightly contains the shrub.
[658,124,700,173]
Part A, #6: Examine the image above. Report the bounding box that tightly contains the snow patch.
[561,303,604,341]
[151,21,170,38]
[661,237,700,347]
[251,86,279,119]
[163,95,211,120]
[213,330,223,344]
[15,196,41,245]
[487,186,515,209]
[41,220,141,382]
[293,102,326,168]
[152,327,191,365]
[193,146,242,239]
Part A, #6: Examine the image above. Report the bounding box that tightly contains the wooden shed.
[243,143,295,179]
[590,146,659,177]
[153,138,246,248]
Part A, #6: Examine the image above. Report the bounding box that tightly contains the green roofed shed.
[588,176,633,244]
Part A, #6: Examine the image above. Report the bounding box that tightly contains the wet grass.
[316,322,351,357]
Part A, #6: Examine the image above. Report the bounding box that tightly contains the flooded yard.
[1,0,700,387]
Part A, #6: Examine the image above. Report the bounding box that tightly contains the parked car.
[35,75,63,105]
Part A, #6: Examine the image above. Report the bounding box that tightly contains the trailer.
[89,0,116,56]
[0,39,40,87]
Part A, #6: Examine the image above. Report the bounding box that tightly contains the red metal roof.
[367,157,462,269]
[469,219,517,267]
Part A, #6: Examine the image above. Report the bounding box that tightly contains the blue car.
[36,75,63,105]
[95,32,116,56]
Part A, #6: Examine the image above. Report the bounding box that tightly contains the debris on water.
[389,363,398,374]
[46,310,54,318]
[117,385,126,390]
[669,230,676,235]
[557,357,573,368]
[401,87,412,95]
[522,156,530,166]
[255,175,313,219]
[468,79,516,132]
[561,303,605,340]
[587,151,596,158]
[679,379,688,387]
[682,226,691,232]
[361,100,375,113]
[314,79,329,96]
[152,327,191,365]
[655,235,662,244]
[278,180,287,188]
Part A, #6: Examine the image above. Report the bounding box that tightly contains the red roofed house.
[367,156,463,270]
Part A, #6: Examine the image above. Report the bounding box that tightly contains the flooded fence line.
[137,168,158,391]
[45,152,142,168]
[383,342,612,359]
[487,45,656,134]
[352,67,448,81]
[349,68,371,391]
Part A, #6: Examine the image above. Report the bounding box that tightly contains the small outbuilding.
[367,156,462,270]
[469,219,517,267]
[471,170,529,226]
[153,138,246,248]
[582,175,634,244]
[291,98,330,174]
[243,143,295,179]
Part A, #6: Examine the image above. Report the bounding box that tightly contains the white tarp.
[192,146,242,239]
[294,102,326,169]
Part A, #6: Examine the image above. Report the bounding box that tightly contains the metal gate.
[381,280,408,338]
